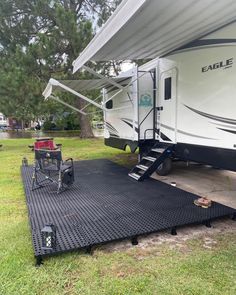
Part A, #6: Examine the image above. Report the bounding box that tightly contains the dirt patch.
[97,218,236,254]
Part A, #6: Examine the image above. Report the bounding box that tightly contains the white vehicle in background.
[0,113,8,130]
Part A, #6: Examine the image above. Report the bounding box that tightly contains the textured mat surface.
[21,159,236,258]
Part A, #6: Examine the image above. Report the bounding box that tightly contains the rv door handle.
[157,106,163,111]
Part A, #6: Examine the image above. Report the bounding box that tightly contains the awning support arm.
[49,78,105,110]
[49,95,87,115]
[83,65,124,90]
[80,93,102,112]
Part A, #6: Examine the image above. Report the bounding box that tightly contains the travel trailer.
[43,0,236,180]
[102,21,236,179]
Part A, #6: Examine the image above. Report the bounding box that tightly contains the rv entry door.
[158,67,177,143]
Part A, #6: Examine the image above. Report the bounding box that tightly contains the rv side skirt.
[173,143,236,171]
[105,138,138,153]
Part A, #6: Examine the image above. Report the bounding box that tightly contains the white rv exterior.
[103,22,236,171]
[158,22,236,150]
[103,66,156,145]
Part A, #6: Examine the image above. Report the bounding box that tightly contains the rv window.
[106,100,113,109]
[164,77,172,100]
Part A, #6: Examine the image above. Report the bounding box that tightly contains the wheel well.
[124,145,131,152]
[124,144,137,153]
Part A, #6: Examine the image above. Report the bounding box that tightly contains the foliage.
[0,0,121,136]
[42,112,80,130]
[42,120,57,131]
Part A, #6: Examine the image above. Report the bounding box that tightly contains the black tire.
[156,158,172,176]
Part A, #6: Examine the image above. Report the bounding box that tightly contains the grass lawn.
[0,138,235,295]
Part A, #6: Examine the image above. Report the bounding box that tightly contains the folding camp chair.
[28,137,62,151]
[32,149,74,194]
[34,138,59,150]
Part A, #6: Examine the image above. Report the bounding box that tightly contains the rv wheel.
[156,158,172,176]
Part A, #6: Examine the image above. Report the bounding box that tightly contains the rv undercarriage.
[105,137,236,180]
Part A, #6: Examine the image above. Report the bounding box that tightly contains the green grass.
[0,138,235,295]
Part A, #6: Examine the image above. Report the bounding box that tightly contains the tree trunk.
[75,99,94,138]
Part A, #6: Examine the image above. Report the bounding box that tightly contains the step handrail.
[143,127,159,140]
[138,107,155,128]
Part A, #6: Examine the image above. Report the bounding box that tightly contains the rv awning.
[42,76,133,115]
[73,0,236,73]
[42,77,131,99]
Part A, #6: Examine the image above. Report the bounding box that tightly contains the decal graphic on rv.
[202,58,233,72]
[177,39,236,52]
[185,105,236,125]
[105,122,119,138]
[217,128,236,135]
[139,93,153,107]
[121,118,138,133]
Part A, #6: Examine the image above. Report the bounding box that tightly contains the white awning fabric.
[42,77,131,99]
[73,0,236,73]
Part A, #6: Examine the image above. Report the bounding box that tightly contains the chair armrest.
[65,158,73,163]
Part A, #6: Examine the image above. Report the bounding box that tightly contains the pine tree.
[0,0,121,137]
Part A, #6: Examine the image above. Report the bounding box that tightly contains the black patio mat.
[21,159,236,261]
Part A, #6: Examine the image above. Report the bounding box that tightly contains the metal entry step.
[142,156,156,162]
[151,148,165,153]
[128,172,141,180]
[129,144,174,181]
